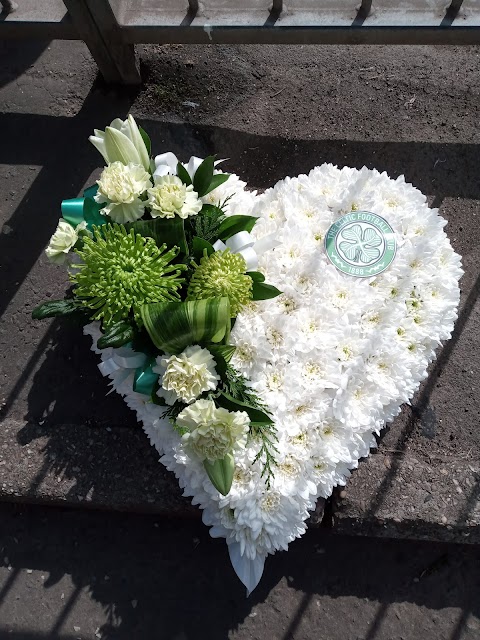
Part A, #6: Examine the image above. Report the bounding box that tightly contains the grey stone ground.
[0,38,480,638]
[1,502,480,640]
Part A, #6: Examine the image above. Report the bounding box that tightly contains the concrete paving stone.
[0,39,479,541]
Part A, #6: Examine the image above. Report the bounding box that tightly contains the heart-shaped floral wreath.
[34,117,462,593]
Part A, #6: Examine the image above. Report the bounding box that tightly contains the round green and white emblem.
[324,211,396,278]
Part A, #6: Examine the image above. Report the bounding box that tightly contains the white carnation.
[177,399,250,463]
[95,161,152,223]
[153,345,220,405]
[45,219,87,265]
[147,175,202,219]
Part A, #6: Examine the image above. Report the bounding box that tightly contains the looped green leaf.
[126,217,188,255]
[141,297,231,354]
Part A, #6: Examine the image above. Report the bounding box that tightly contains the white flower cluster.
[86,165,462,594]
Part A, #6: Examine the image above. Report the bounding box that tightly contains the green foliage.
[193,156,215,197]
[250,423,279,490]
[222,364,278,488]
[206,344,236,379]
[217,215,258,241]
[204,174,230,196]
[192,204,226,244]
[126,217,188,255]
[32,298,83,320]
[138,126,151,157]
[97,321,136,349]
[251,282,282,301]
[192,237,215,262]
[246,271,265,283]
[176,162,192,186]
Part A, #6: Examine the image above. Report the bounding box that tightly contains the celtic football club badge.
[325,211,396,277]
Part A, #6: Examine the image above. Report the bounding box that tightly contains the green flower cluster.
[71,224,186,326]
[187,249,252,316]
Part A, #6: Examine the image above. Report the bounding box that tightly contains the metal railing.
[1,1,479,84]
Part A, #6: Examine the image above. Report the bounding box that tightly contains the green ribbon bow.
[61,184,105,230]
[133,357,158,396]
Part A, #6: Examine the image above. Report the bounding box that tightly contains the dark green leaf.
[207,344,236,379]
[203,453,234,496]
[215,392,273,425]
[193,156,215,197]
[202,173,230,197]
[192,236,214,262]
[97,321,136,349]
[141,297,231,354]
[138,126,151,157]
[252,282,282,300]
[218,215,258,241]
[177,162,192,186]
[32,299,81,320]
[246,271,265,283]
[126,217,188,255]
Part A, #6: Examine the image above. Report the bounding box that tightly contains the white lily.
[89,115,150,171]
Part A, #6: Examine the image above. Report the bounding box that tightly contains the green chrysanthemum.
[71,224,186,326]
[187,249,252,317]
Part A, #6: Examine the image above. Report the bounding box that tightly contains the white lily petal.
[153,165,172,178]
[154,152,179,175]
[88,135,109,165]
[228,542,265,596]
[186,156,204,180]
[104,127,142,166]
[126,115,150,170]
[109,118,126,132]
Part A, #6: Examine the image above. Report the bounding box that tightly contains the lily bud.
[89,115,150,171]
[204,453,235,496]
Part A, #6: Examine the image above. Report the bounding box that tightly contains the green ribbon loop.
[133,358,158,396]
[61,184,105,230]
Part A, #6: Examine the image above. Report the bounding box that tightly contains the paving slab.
[1,39,480,540]
[1,502,480,640]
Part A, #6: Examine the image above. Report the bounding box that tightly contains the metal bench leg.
[63,0,141,85]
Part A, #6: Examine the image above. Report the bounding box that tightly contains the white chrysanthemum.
[153,345,220,405]
[95,161,152,223]
[147,174,202,219]
[45,219,87,265]
[177,399,250,463]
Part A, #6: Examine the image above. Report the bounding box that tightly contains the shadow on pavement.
[0,503,479,640]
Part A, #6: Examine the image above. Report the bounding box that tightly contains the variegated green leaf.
[140,297,231,354]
